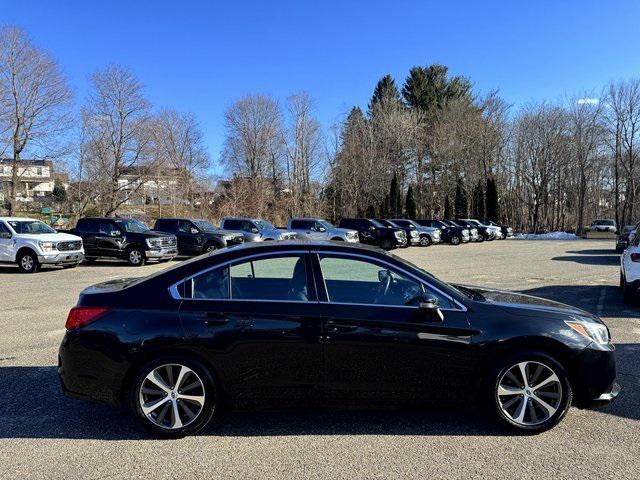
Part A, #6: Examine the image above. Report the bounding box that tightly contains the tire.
[419,235,431,247]
[331,237,344,241]
[63,264,79,269]
[622,272,635,304]
[130,356,217,438]
[17,250,39,273]
[450,235,461,246]
[476,235,485,243]
[380,239,393,250]
[126,247,146,266]
[488,352,572,433]
[203,242,218,253]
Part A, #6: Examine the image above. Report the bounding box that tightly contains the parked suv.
[69,217,177,266]
[416,219,470,245]
[480,218,514,238]
[447,219,482,242]
[588,219,617,233]
[220,217,298,242]
[154,218,244,255]
[337,218,407,250]
[287,218,359,242]
[388,218,442,247]
[463,219,503,240]
[0,217,84,273]
[375,219,419,246]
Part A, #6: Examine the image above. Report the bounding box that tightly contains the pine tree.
[379,194,390,218]
[454,178,468,218]
[402,64,472,116]
[368,74,402,114]
[389,173,401,217]
[52,179,67,203]
[486,177,499,221]
[405,186,417,219]
[365,204,376,218]
[444,195,452,219]
[472,181,485,218]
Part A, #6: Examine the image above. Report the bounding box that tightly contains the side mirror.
[251,227,259,234]
[110,230,121,237]
[0,232,11,239]
[190,228,199,234]
[418,298,444,322]
[318,226,326,232]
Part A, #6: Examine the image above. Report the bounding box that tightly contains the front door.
[178,252,323,402]
[312,253,475,402]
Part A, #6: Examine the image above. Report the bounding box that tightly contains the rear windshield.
[593,220,614,226]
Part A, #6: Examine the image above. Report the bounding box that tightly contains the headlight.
[394,231,403,240]
[565,319,610,345]
[39,241,56,252]
[146,238,161,249]
[410,230,419,238]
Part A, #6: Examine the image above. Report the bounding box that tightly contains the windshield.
[369,219,386,228]
[255,220,275,230]
[318,220,335,229]
[114,219,150,233]
[194,220,219,232]
[593,220,615,226]
[7,220,56,234]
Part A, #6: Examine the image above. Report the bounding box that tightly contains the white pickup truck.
[0,217,84,273]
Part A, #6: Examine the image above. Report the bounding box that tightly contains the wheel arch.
[15,245,38,263]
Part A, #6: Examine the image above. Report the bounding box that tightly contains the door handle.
[326,323,359,334]
[201,312,230,327]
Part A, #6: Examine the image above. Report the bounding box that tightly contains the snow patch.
[513,232,580,240]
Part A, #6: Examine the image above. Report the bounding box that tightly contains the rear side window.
[222,219,241,229]
[77,218,98,233]
[98,221,119,236]
[192,266,230,300]
[230,255,308,301]
[155,219,177,232]
[291,219,313,229]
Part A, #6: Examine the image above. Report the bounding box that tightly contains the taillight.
[65,307,110,330]
[631,253,640,263]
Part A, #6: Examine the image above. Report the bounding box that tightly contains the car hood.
[331,227,358,235]
[264,229,296,238]
[18,232,82,242]
[457,285,595,319]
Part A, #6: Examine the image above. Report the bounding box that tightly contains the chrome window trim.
[168,249,311,301]
[312,250,467,312]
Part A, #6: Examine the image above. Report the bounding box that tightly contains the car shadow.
[551,248,620,266]
[566,249,618,255]
[0,355,638,440]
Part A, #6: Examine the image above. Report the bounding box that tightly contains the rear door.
[96,220,123,256]
[178,251,323,401]
[312,252,475,401]
[76,219,98,255]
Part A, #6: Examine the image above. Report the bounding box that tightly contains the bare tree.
[0,26,72,214]
[82,65,151,216]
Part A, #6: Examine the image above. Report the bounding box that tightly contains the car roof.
[0,217,39,222]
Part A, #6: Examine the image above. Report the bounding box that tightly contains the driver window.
[319,255,454,308]
[99,221,118,236]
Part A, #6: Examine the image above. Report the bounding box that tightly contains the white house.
[0,159,59,203]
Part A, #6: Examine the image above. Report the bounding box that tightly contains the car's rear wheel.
[419,235,431,247]
[490,353,572,432]
[380,239,393,250]
[127,247,146,266]
[17,251,39,273]
[131,357,217,438]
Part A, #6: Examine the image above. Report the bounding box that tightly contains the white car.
[620,236,640,302]
[0,217,84,273]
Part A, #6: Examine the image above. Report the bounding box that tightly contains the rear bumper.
[38,251,84,265]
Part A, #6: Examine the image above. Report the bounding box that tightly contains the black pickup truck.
[338,218,407,250]
[64,217,177,266]
[153,218,244,256]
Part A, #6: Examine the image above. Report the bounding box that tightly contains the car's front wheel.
[419,235,431,247]
[17,250,39,273]
[127,247,146,266]
[450,235,461,245]
[131,357,217,438]
[490,353,572,432]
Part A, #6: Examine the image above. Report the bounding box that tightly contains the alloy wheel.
[129,249,142,265]
[419,236,430,247]
[451,236,460,245]
[496,361,562,427]
[139,364,206,430]
[21,255,34,271]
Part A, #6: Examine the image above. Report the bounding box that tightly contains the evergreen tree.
[454,178,468,218]
[402,64,472,116]
[379,194,390,218]
[444,195,452,219]
[405,186,417,219]
[486,177,499,221]
[52,179,67,203]
[365,204,376,218]
[368,74,402,114]
[389,172,402,217]
[472,181,485,218]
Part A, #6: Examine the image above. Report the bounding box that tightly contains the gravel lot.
[1,239,639,479]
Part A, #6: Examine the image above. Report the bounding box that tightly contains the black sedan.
[59,241,619,437]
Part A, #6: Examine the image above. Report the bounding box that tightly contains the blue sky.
[3,1,639,175]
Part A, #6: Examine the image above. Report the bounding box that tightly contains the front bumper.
[145,247,177,259]
[568,343,619,407]
[38,251,84,265]
[409,237,421,246]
